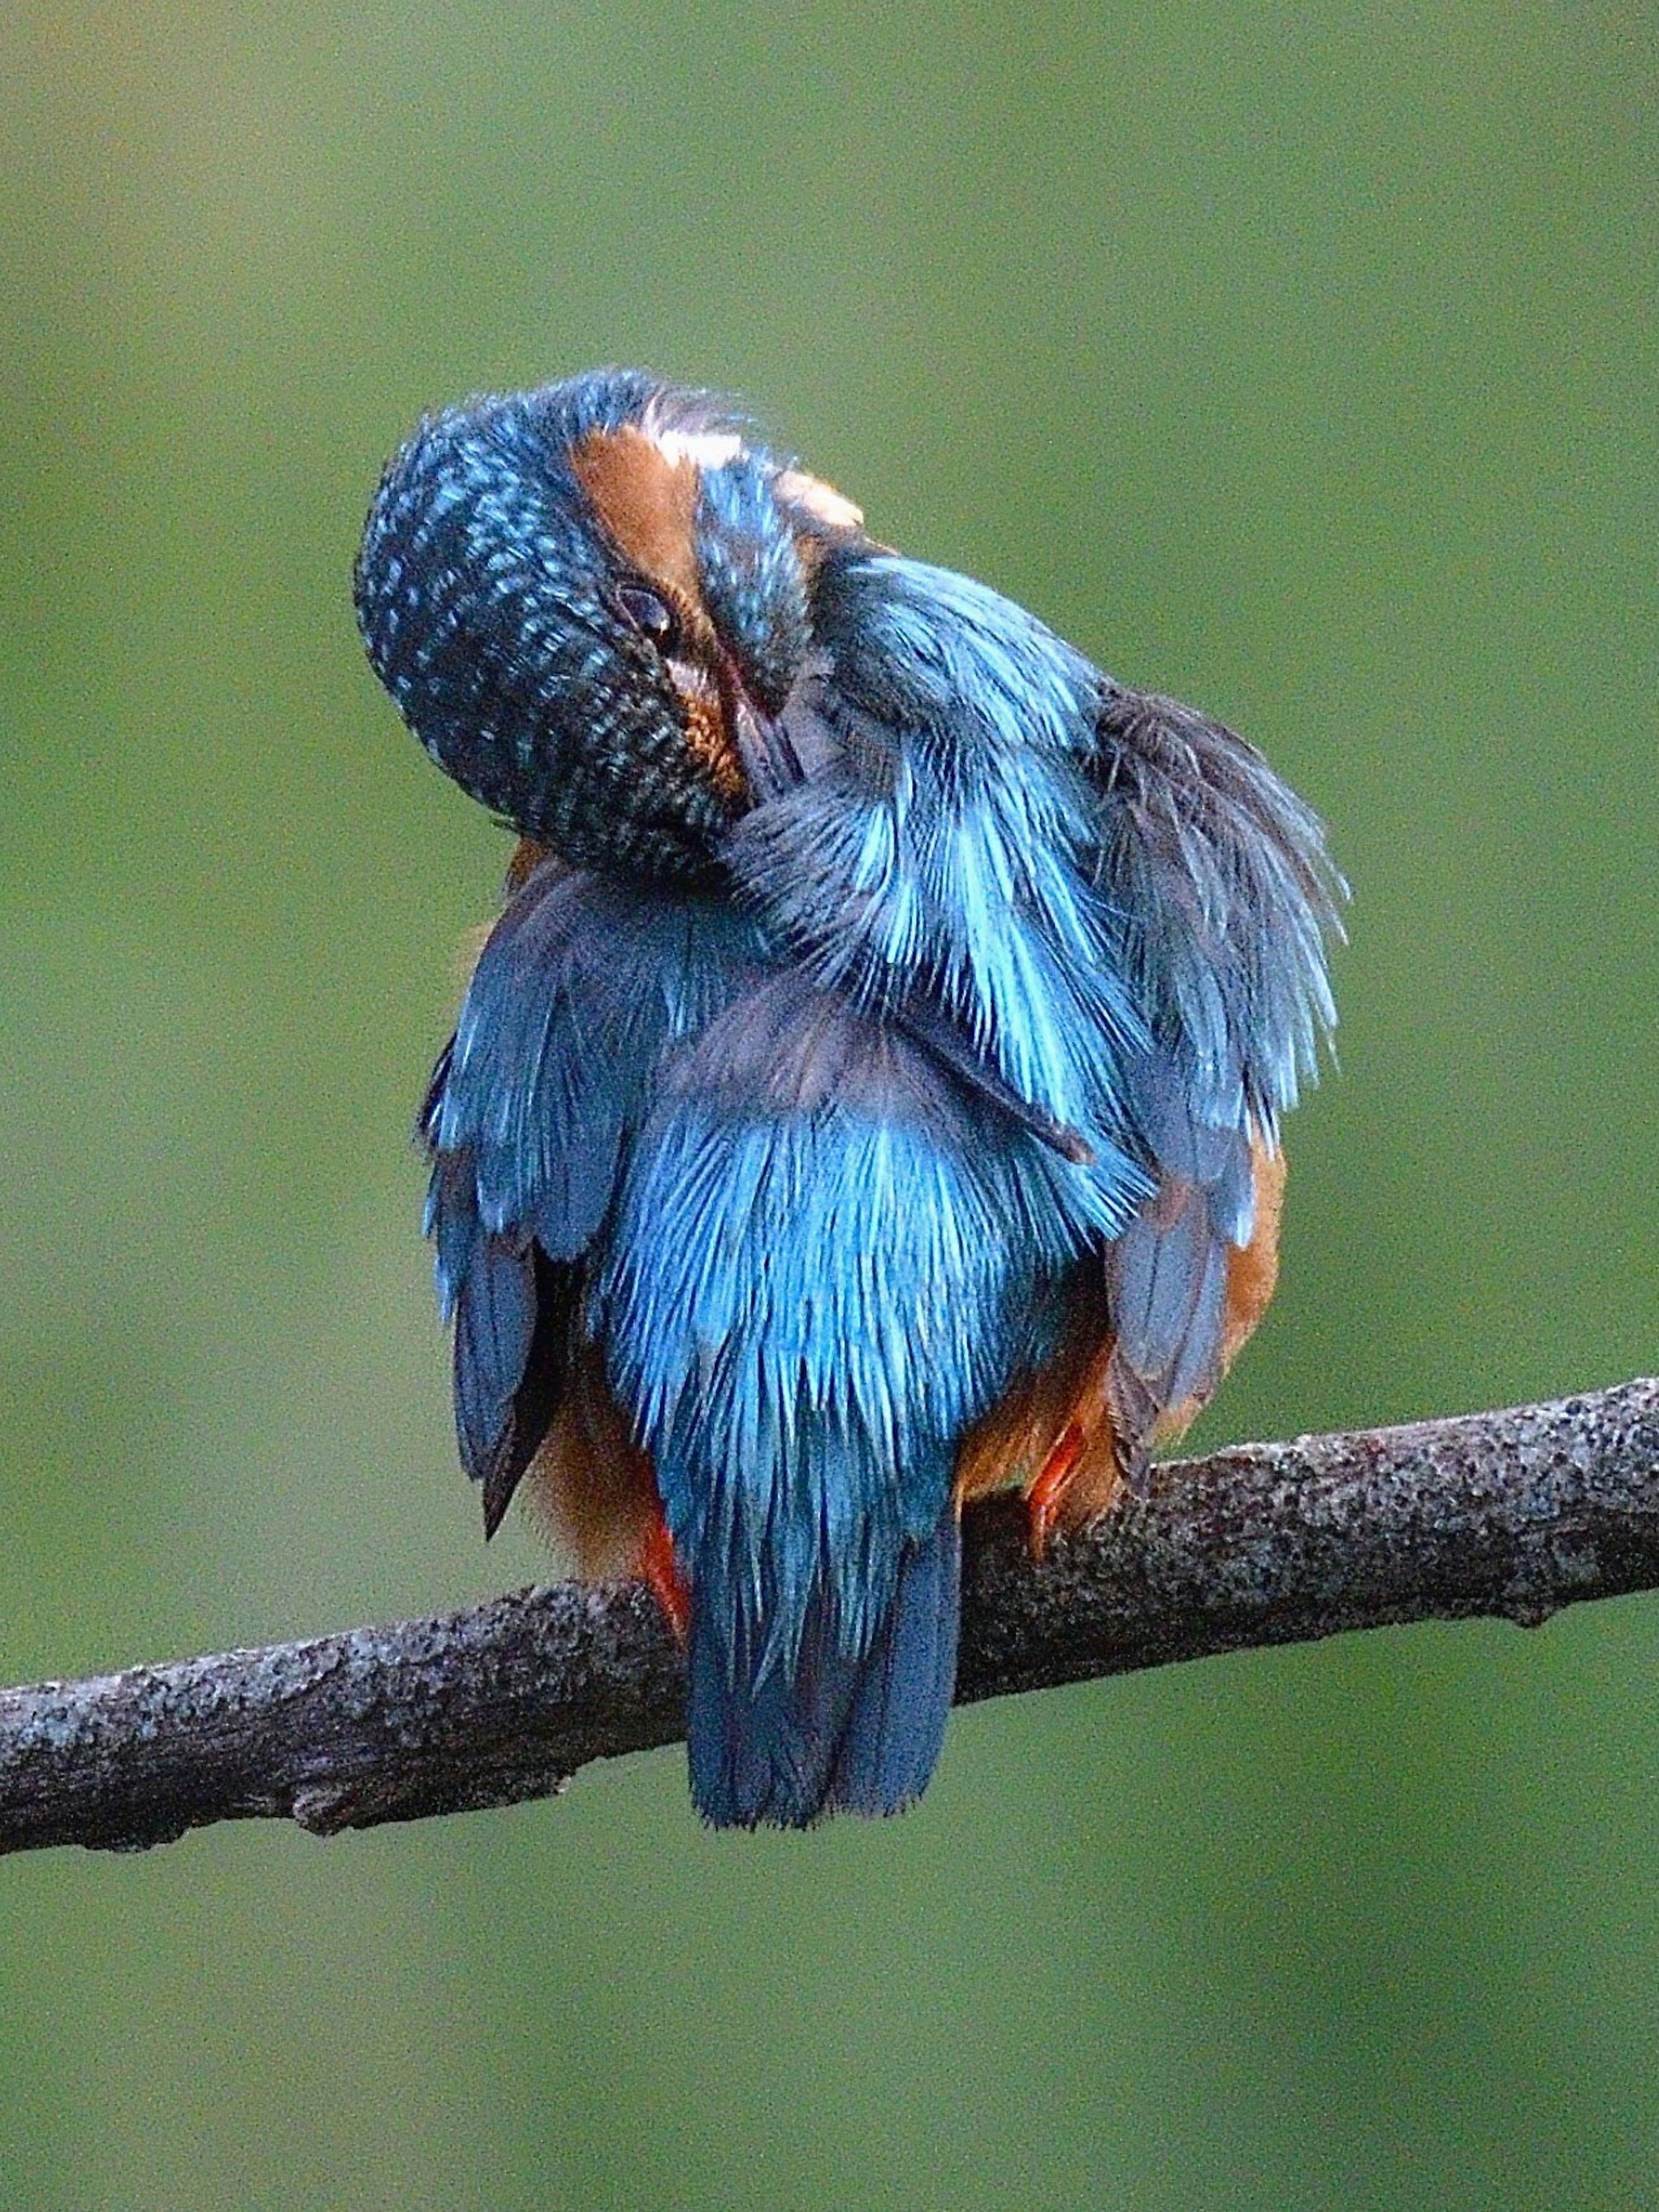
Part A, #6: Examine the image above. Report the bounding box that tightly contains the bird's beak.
[730,689,803,802]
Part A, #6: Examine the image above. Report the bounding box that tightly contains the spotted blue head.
[353,369,862,883]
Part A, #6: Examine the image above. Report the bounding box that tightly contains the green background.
[3,3,1655,2205]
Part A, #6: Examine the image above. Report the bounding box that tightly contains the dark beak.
[731,691,802,802]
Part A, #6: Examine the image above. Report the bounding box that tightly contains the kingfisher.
[354,369,1343,1827]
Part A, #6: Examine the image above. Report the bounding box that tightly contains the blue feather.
[827,1507,961,1818]
[1090,685,1344,1131]
[437,863,762,1259]
[729,554,1148,1164]
[597,984,1139,1817]
[423,862,762,1523]
[451,1232,536,1475]
[1084,686,1344,1452]
[686,1506,961,1827]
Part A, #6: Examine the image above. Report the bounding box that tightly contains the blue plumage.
[359,371,1344,1824]
[685,1506,961,1826]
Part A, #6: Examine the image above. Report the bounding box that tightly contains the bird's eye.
[616,581,678,646]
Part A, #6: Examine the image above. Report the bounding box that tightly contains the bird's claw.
[641,1511,691,1641]
[1025,1423,1084,1560]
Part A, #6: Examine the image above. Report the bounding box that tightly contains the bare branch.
[3,1379,1655,1855]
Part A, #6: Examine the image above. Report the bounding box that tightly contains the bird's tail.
[686,1506,962,1829]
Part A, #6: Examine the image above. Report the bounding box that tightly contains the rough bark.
[2,1379,1654,1855]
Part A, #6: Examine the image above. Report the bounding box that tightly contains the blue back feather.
[599,983,1136,1679]
[730,555,1149,1163]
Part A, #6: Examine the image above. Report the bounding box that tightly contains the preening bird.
[355,370,1343,1827]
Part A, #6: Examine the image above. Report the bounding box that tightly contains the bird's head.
[354,369,864,883]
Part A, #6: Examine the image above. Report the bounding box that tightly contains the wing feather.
[1087,683,1344,1473]
[422,860,760,1532]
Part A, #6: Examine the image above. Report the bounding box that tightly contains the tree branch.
[3,1379,1655,1855]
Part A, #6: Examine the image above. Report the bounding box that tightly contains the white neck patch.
[643,412,747,474]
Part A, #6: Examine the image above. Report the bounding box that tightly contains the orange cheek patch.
[571,425,750,808]
[569,426,706,615]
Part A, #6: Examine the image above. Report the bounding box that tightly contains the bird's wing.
[1092,683,1342,1133]
[422,860,757,1535]
[729,553,1151,1212]
[1083,683,1345,1485]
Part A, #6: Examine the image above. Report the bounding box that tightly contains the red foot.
[1026,1423,1084,1560]
[641,1510,691,1642]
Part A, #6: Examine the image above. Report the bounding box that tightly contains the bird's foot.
[1025,1423,1084,1559]
[640,1509,691,1641]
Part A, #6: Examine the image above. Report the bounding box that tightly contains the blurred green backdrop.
[3,2,1655,2206]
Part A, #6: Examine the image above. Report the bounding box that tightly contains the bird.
[354,368,1343,1828]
